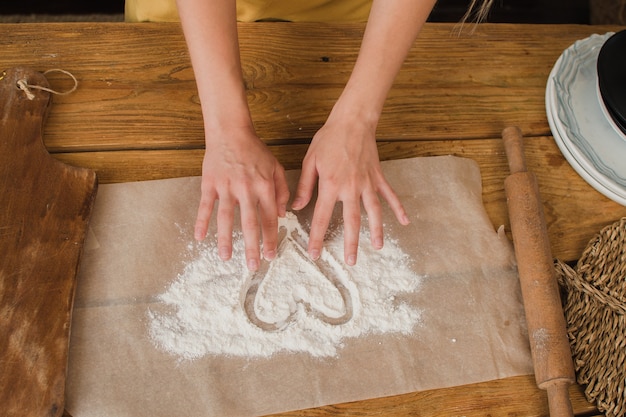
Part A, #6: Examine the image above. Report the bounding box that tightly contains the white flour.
[148,212,423,359]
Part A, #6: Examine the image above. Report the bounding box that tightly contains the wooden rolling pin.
[502,127,575,417]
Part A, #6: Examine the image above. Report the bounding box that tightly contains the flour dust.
[148,212,423,359]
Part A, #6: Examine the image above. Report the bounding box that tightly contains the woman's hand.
[177,0,292,271]
[195,127,290,272]
[292,113,408,266]
[291,0,436,265]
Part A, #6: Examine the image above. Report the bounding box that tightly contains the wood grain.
[264,375,595,417]
[0,67,97,417]
[57,375,595,417]
[0,22,620,151]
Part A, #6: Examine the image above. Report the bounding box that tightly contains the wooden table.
[1,21,625,417]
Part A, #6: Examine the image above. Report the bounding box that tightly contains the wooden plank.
[58,376,596,417]
[0,23,622,152]
[0,68,97,417]
[54,135,626,263]
[263,375,596,417]
[56,382,598,417]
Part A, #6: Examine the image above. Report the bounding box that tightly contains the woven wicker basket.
[556,217,626,417]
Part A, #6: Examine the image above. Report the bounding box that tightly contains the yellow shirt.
[125,0,372,22]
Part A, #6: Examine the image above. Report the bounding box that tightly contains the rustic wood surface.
[2,21,626,417]
[267,375,594,417]
[0,67,97,417]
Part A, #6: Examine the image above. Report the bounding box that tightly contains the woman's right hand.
[194,126,290,272]
[176,0,288,272]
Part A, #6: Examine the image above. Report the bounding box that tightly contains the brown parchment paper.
[66,155,533,417]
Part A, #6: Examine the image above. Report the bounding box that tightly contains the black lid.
[597,30,626,135]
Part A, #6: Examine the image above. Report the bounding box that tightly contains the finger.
[292,156,318,211]
[377,178,410,225]
[216,196,235,261]
[274,165,290,217]
[341,197,362,266]
[307,191,335,261]
[362,189,384,250]
[258,184,280,261]
[239,198,261,271]
[194,190,216,241]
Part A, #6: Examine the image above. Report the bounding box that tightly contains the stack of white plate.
[546,32,626,206]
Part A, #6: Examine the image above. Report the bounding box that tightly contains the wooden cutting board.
[0,68,98,417]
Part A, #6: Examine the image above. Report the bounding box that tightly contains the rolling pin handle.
[502,126,527,174]
[545,381,575,417]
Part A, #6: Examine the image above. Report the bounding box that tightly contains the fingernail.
[347,254,356,266]
[247,258,259,271]
[219,246,230,260]
[373,237,383,249]
[265,249,276,261]
[194,228,204,241]
[401,214,410,225]
[292,198,302,210]
[309,249,320,261]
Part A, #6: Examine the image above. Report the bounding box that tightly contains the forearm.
[176,0,253,137]
[332,0,437,124]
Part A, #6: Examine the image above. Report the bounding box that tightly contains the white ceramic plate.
[546,32,626,206]
[546,80,626,206]
[546,74,622,201]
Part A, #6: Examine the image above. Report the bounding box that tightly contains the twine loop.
[16,68,78,100]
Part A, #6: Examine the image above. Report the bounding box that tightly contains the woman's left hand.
[292,114,409,266]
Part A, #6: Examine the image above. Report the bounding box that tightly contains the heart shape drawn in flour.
[243,215,356,332]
